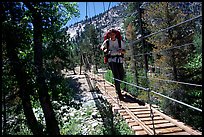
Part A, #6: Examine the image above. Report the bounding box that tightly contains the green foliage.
[4,113,33,135]
[141,3,202,132]
[2,1,81,135]
[2,1,202,135]
[121,71,139,96]
[104,70,114,83]
[113,114,135,135]
[184,32,202,69]
[74,23,104,71]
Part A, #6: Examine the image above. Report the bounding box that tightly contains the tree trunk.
[132,42,139,93]
[126,23,139,94]
[4,26,44,135]
[73,68,76,75]
[2,92,7,135]
[166,3,178,81]
[171,51,178,81]
[24,2,60,135]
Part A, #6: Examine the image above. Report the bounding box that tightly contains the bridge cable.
[93,2,96,17]
[103,2,106,13]
[85,2,88,21]
[127,43,202,88]
[126,69,202,87]
[112,77,202,112]
[132,14,202,45]
[103,2,112,27]
[137,4,155,134]
[82,4,202,132]
[86,5,202,133]
[137,75,202,87]
[133,42,195,57]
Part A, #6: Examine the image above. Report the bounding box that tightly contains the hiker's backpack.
[103,29,124,64]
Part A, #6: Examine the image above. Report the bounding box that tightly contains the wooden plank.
[136,113,160,118]
[118,109,126,113]
[128,122,139,127]
[144,119,170,125]
[120,102,154,135]
[120,112,129,116]
[129,108,150,112]
[133,111,152,115]
[132,125,143,131]
[149,106,202,135]
[163,131,191,135]
[140,116,164,121]
[123,115,131,119]
[125,105,147,109]
[125,118,135,123]
[148,122,175,129]
[135,130,148,135]
[92,73,201,135]
[155,127,183,134]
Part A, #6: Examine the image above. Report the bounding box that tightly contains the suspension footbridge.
[68,67,201,135]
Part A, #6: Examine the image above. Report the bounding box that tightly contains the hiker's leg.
[118,63,125,81]
[109,62,121,94]
[114,63,123,99]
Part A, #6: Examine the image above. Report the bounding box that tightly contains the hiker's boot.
[118,91,124,101]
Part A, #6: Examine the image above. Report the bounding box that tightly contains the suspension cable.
[93,2,96,17]
[95,3,202,130]
[126,69,202,87]
[103,2,106,13]
[138,75,202,87]
[112,78,148,91]
[106,2,111,19]
[85,2,88,21]
[111,77,202,112]
[150,90,202,112]
[87,2,91,19]
[107,2,111,11]
[133,42,194,57]
[132,14,202,45]
[137,4,155,134]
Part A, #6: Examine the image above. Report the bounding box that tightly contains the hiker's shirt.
[101,38,125,63]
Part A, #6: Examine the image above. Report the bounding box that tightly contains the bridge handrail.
[112,77,202,112]
[125,70,202,87]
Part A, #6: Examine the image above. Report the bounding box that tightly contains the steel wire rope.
[111,77,202,112]
[138,75,202,87]
[127,42,202,88]
[106,2,112,24]
[87,2,91,20]
[126,44,202,88]
[150,90,202,112]
[132,42,195,57]
[131,14,202,45]
[125,68,202,87]
[107,2,111,16]
[126,69,202,111]
[103,2,106,13]
[92,6,202,132]
[137,4,156,133]
[93,73,156,135]
[103,2,125,103]
[102,2,106,26]
[93,2,96,16]
[91,2,97,89]
[85,2,88,21]
[102,2,112,27]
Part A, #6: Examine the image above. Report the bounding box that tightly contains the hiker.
[100,28,126,100]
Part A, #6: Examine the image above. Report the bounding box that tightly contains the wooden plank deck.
[86,72,202,135]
